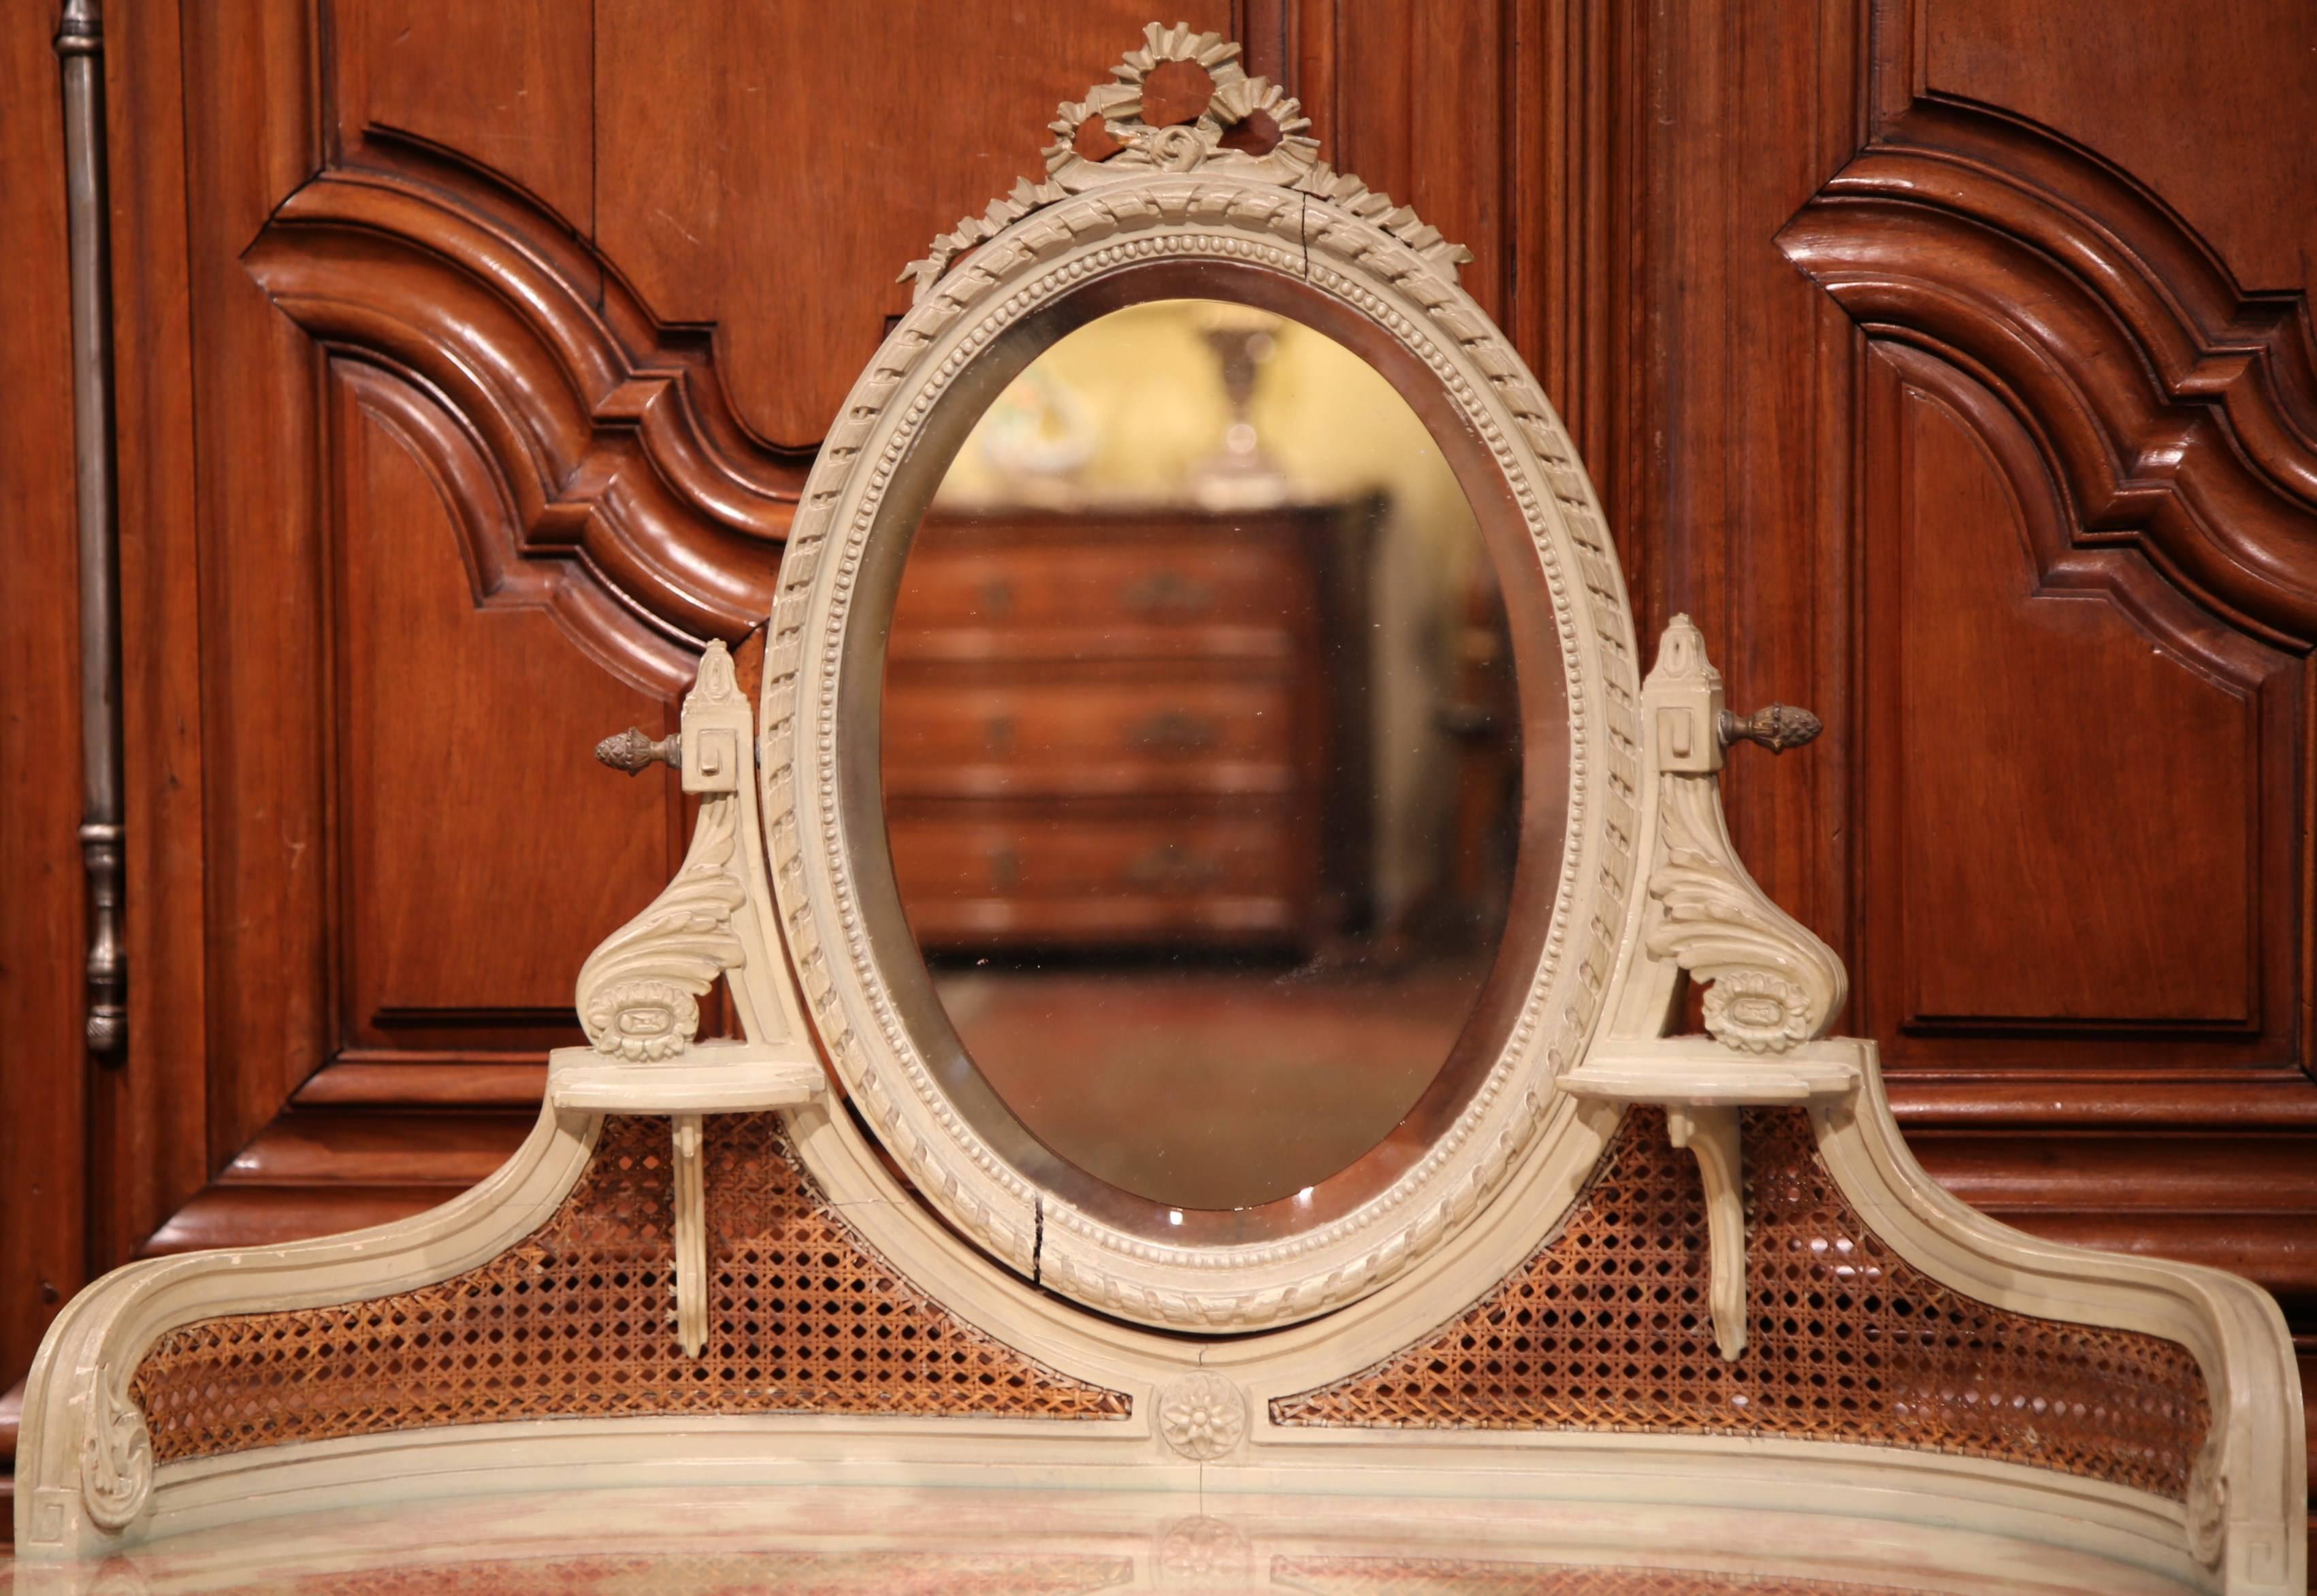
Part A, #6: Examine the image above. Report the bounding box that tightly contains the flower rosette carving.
[1157,1371,1246,1461]
[1699,968,1815,1054]
[1158,1514,1252,1585]
[901,22,1457,304]
[79,1370,154,1533]
[583,977,702,1062]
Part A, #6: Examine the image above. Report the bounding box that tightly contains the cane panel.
[131,1111,1130,1463]
[1269,1107,2209,1501]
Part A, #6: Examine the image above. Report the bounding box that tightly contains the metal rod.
[57,0,126,1059]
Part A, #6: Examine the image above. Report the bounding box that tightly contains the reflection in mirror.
[882,299,1548,1214]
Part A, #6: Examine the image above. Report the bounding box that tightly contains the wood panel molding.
[1778,99,2317,651]
[1862,342,2299,1057]
[244,138,809,659]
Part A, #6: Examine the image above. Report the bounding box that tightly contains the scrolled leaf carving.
[1640,619,1846,1054]
[1647,774,1846,1054]
[78,1369,153,1533]
[574,793,745,1062]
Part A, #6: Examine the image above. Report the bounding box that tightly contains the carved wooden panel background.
[3,0,2313,1552]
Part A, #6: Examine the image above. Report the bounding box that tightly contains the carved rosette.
[1157,1514,1252,1584]
[901,22,1465,302]
[1156,1371,1246,1461]
[78,1370,153,1533]
[1699,968,1815,1054]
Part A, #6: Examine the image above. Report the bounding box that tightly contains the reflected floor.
[935,958,1486,1209]
[0,1486,2199,1595]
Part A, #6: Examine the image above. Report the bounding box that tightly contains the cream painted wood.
[761,22,1642,1333]
[0,1484,2213,1596]
[1558,613,1855,1358]
[14,637,822,1559]
[11,25,2304,1595]
[1,1423,2218,1591]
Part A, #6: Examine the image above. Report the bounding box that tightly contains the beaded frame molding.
[13,24,2305,1595]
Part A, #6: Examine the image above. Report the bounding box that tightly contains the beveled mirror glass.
[764,33,1625,1325]
[881,297,1538,1214]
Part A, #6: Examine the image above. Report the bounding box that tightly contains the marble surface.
[1,1485,2201,1595]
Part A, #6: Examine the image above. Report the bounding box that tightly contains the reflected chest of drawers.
[884,501,1375,954]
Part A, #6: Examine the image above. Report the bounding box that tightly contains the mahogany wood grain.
[179,0,332,1170]
[0,1376,18,1546]
[0,0,90,1399]
[292,1060,549,1110]
[245,151,800,664]
[1625,0,1862,963]
[884,677,1299,800]
[1922,0,2317,294]
[3,0,2314,1535]
[99,0,211,1280]
[331,365,679,1053]
[1889,1077,2317,1130]
[592,0,1233,447]
[332,0,596,238]
[1878,353,2286,1041]
[1323,0,1509,328]
[138,1184,513,1259]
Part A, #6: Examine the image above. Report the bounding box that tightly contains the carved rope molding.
[244,142,810,654]
[762,26,1640,1331]
[1778,100,2317,650]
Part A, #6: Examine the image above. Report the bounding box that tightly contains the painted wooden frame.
[12,25,2305,1596]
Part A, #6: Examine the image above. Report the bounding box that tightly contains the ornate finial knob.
[596,727,681,775]
[1717,704,1821,754]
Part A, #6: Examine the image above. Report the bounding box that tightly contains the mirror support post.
[551,642,826,1356]
[1560,616,1853,1361]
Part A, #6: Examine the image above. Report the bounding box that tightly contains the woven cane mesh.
[1270,1107,2208,1499]
[131,1112,1129,1463]
[1273,1558,1926,1595]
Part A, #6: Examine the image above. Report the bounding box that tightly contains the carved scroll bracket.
[76,1366,151,1534]
[550,641,822,1356]
[1561,616,1858,1361]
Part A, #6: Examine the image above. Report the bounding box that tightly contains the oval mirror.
[881,298,1540,1216]
[764,37,1635,1329]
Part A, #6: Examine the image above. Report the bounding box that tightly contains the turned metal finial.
[1717,703,1822,754]
[596,727,681,775]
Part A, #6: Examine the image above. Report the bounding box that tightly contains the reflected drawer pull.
[1123,841,1221,892]
[978,577,1016,617]
[1127,710,1220,755]
[1120,570,1214,617]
